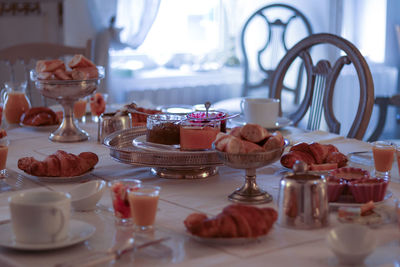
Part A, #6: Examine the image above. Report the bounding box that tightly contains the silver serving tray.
[103,127,222,168]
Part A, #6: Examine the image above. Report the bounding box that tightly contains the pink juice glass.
[108,178,141,225]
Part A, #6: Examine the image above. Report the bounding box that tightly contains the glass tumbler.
[108,178,141,225]
[128,185,161,232]
[73,97,88,122]
[372,141,395,179]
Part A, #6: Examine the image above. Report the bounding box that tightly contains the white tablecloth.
[0,123,399,267]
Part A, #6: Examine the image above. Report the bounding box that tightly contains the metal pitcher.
[277,172,329,229]
[98,112,132,143]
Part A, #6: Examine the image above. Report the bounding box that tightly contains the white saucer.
[229,116,292,130]
[0,219,95,251]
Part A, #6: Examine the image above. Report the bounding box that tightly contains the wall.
[0,1,62,49]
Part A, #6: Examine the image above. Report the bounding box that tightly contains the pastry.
[280,142,347,170]
[184,204,278,238]
[20,107,59,126]
[215,124,284,154]
[18,150,98,177]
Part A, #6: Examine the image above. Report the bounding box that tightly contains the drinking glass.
[0,137,11,192]
[108,178,141,225]
[372,141,395,179]
[128,185,161,232]
[73,97,88,122]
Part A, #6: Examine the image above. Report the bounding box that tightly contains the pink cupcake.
[326,177,346,202]
[328,167,370,196]
[348,178,389,203]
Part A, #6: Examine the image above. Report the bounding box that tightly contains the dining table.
[0,119,399,267]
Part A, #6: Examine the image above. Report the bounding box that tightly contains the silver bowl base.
[151,166,218,179]
[228,189,273,204]
[50,126,89,142]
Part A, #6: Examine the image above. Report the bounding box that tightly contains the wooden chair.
[270,33,375,140]
[240,3,312,103]
[0,40,92,106]
[367,95,400,142]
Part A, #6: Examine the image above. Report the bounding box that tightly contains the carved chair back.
[240,3,312,103]
[270,33,374,140]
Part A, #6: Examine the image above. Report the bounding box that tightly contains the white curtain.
[115,0,161,49]
[85,0,160,96]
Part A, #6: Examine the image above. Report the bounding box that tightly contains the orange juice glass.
[128,185,160,231]
[372,141,395,178]
[73,98,87,120]
[0,137,9,178]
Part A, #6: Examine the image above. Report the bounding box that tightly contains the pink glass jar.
[187,111,227,133]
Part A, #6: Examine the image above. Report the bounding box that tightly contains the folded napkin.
[287,130,345,145]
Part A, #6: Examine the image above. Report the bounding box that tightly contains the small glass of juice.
[0,137,9,178]
[128,185,161,232]
[108,178,141,225]
[73,98,87,121]
[372,141,395,179]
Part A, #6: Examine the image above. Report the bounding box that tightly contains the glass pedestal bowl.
[30,67,104,142]
[217,143,286,204]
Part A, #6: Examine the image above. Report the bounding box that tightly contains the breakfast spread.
[20,107,59,126]
[180,119,220,151]
[280,142,347,170]
[187,111,228,133]
[36,54,98,80]
[214,123,284,153]
[146,114,183,145]
[17,150,98,177]
[184,204,277,238]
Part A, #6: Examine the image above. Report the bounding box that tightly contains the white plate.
[0,219,95,251]
[24,169,94,183]
[329,190,392,208]
[229,116,292,130]
[20,122,59,132]
[188,232,269,245]
[132,135,213,153]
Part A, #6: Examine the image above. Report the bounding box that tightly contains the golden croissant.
[184,204,278,238]
[18,150,98,177]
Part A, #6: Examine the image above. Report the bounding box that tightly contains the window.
[112,0,227,71]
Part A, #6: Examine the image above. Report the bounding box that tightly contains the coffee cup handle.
[51,207,66,241]
[0,89,7,104]
[240,98,245,114]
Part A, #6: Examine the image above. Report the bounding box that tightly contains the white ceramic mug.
[9,191,71,244]
[240,98,280,128]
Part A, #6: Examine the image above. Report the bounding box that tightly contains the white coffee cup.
[9,191,71,244]
[240,98,280,128]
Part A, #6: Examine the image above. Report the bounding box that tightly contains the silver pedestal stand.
[30,67,104,142]
[217,145,285,204]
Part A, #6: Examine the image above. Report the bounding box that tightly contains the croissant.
[21,107,59,126]
[184,204,278,238]
[18,150,98,177]
[280,142,347,169]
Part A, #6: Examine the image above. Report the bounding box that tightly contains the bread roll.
[240,124,269,143]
